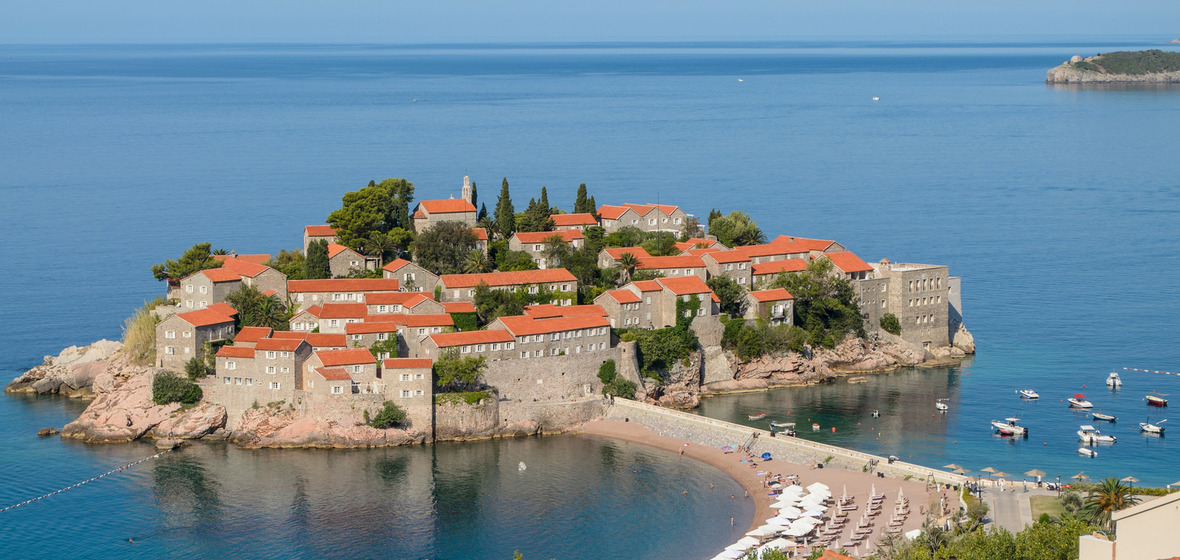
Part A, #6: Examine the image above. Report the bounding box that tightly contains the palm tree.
[464,249,491,274]
[616,252,640,284]
[1081,477,1140,531]
[257,294,290,331]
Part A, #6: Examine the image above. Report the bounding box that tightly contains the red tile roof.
[444,301,477,314]
[769,235,838,252]
[314,367,352,381]
[327,243,356,258]
[636,255,705,270]
[602,289,641,304]
[602,247,651,260]
[472,227,488,241]
[216,346,256,358]
[429,330,515,348]
[305,225,338,237]
[820,551,858,560]
[494,314,610,336]
[261,289,277,297]
[288,278,399,293]
[214,255,272,278]
[748,288,794,302]
[513,229,584,244]
[752,259,809,276]
[305,333,347,347]
[550,213,598,227]
[822,251,873,274]
[394,314,454,327]
[206,302,238,317]
[175,307,236,328]
[383,358,433,369]
[631,280,663,292]
[200,267,243,283]
[344,322,401,335]
[365,292,435,305]
[622,202,681,216]
[318,303,369,319]
[656,276,713,296]
[233,326,273,343]
[524,304,608,319]
[316,348,376,367]
[683,247,722,257]
[231,253,272,265]
[418,199,477,214]
[255,338,306,352]
[440,269,576,289]
[412,209,426,219]
[269,330,308,340]
[292,305,323,319]
[381,258,413,273]
[596,205,633,220]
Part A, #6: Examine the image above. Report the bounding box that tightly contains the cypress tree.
[304,239,332,279]
[396,182,414,229]
[588,196,597,218]
[470,181,477,209]
[539,186,550,213]
[574,183,589,213]
[494,178,515,239]
[478,203,488,222]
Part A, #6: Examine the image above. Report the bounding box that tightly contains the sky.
[2,1,1178,44]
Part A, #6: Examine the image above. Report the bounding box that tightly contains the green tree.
[1081,477,1140,531]
[708,210,765,247]
[151,242,223,282]
[265,249,305,281]
[641,231,679,256]
[369,338,398,360]
[518,197,555,232]
[364,401,408,429]
[414,221,479,275]
[679,216,705,241]
[616,252,641,284]
[539,186,550,212]
[152,371,202,405]
[477,203,489,224]
[327,178,415,245]
[707,276,746,317]
[226,284,291,331]
[542,234,572,269]
[603,226,646,248]
[433,349,487,392]
[574,183,590,213]
[469,180,477,209]
[184,356,210,381]
[463,248,492,274]
[495,178,516,239]
[880,312,902,335]
[496,249,540,272]
[304,239,331,279]
[770,258,864,347]
[597,359,637,399]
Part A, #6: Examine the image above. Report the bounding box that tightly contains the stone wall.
[483,347,622,405]
[604,399,967,486]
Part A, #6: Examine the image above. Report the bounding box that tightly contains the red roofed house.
[600,276,717,329]
[438,269,577,305]
[382,258,440,293]
[819,251,874,281]
[595,204,643,233]
[305,333,347,350]
[214,345,256,389]
[383,358,435,428]
[412,198,477,232]
[598,246,651,268]
[305,366,353,396]
[744,288,794,325]
[388,314,455,357]
[675,237,728,252]
[288,278,400,311]
[303,224,339,252]
[289,305,323,332]
[228,337,314,398]
[420,329,517,361]
[488,314,612,359]
[314,303,369,334]
[768,235,846,253]
[214,255,288,299]
[156,306,238,370]
[597,203,690,234]
[471,227,489,257]
[550,212,598,231]
[364,292,445,316]
[232,326,273,348]
[178,266,242,311]
[508,229,585,269]
[327,243,380,278]
[593,288,647,328]
[635,255,707,280]
[751,258,810,288]
[304,348,379,394]
[344,322,400,359]
[523,303,608,319]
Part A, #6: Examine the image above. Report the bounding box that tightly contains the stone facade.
[597,203,688,234]
[156,308,236,370]
[327,243,378,278]
[288,278,401,311]
[744,289,794,325]
[858,261,952,349]
[508,229,585,269]
[382,358,434,431]
[381,259,440,293]
[179,268,241,310]
[303,225,338,253]
[437,270,577,304]
[411,199,478,232]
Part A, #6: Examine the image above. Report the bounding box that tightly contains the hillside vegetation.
[1071,50,1180,75]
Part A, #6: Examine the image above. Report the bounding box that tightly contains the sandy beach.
[576,419,942,555]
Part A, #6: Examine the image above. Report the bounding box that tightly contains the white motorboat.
[936,398,949,412]
[1019,389,1040,399]
[1077,447,1098,458]
[1091,410,1117,422]
[1106,372,1122,388]
[1077,425,1116,444]
[991,417,1028,436]
[1068,394,1093,409]
[1139,419,1167,435]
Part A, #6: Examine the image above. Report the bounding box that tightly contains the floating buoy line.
[0,447,175,513]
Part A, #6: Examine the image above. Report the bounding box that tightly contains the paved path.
[982,486,1058,532]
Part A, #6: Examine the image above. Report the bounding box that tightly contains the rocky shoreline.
[1046,54,1180,84]
[9,328,974,448]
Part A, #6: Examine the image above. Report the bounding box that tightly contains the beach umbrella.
[943,463,963,470]
[757,538,795,553]
[747,525,779,537]
[773,506,803,519]
[716,549,745,559]
[802,509,826,518]
[1120,476,1139,487]
[952,467,969,475]
[727,536,760,550]
[1025,469,1046,478]
[782,485,806,495]
[1071,472,1089,482]
[1169,481,1180,489]
[980,466,998,474]
[807,482,830,492]
[993,471,1012,479]
[766,516,792,526]
[871,483,876,497]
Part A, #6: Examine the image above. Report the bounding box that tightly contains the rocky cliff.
[5,340,122,398]
[1047,52,1180,84]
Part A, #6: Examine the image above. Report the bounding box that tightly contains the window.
[199,301,207,307]
[534,244,542,251]
[415,390,424,396]
[404,272,415,281]
[674,217,681,224]
[417,328,426,335]
[332,386,344,394]
[200,286,208,294]
[267,351,276,359]
[454,290,461,298]
[245,378,253,386]
[165,330,176,339]
[186,301,192,308]
[224,377,232,385]
[377,332,388,341]
[738,277,746,284]
[165,346,175,355]
[415,373,424,380]
[280,367,290,373]
[186,285,194,294]
[648,219,656,225]
[535,350,543,357]
[350,260,359,267]
[280,351,290,358]
[521,351,529,358]
[738,262,747,270]
[235,377,242,385]
[266,366,276,374]
[297,294,305,302]
[528,286,539,294]
[378,305,387,313]
[476,344,486,352]
[269,382,281,390]
[461,345,471,353]
[226,361,236,370]
[491,343,501,351]
[551,333,560,341]
[401,390,412,398]
[352,334,362,341]
[329,319,339,327]
[506,342,514,350]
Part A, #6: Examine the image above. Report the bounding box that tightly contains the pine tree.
[304,239,331,279]
[494,178,515,239]
[396,181,414,229]
[588,196,598,218]
[478,203,488,222]
[539,186,550,213]
[574,183,589,213]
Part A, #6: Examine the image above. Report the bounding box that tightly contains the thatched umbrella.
[980,466,998,479]
[952,467,969,475]
[943,463,963,470]
[1071,472,1089,482]
[1025,469,1046,478]
[1120,476,1140,488]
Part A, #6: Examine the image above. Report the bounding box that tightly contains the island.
[1046,49,1180,84]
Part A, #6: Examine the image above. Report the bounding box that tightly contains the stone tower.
[462,175,472,204]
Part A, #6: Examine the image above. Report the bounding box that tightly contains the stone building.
[382,258,439,293]
[303,224,338,253]
[856,260,953,349]
[287,278,400,311]
[304,348,379,394]
[382,358,434,429]
[215,255,288,299]
[313,303,368,334]
[289,306,322,332]
[411,199,478,232]
[344,322,399,359]
[363,292,444,316]
[489,314,612,359]
[1078,491,1180,560]
[597,203,688,233]
[437,269,577,304]
[596,277,718,329]
[750,259,808,289]
[508,229,585,269]
[550,213,598,231]
[744,288,794,325]
[156,305,237,370]
[594,289,645,328]
[598,246,650,269]
[820,251,874,281]
[420,330,518,361]
[327,243,379,278]
[635,255,708,280]
[178,267,242,310]
[252,337,313,398]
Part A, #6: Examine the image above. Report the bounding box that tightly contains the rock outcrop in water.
[5,339,121,398]
[1046,51,1180,84]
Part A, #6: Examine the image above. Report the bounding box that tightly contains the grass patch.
[1030,495,1065,519]
[434,391,491,406]
[121,296,166,366]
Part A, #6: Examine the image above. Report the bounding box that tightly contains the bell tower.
[462,175,472,204]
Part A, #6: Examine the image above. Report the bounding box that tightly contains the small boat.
[1077,425,1116,444]
[871,410,880,418]
[1068,394,1093,409]
[1146,392,1168,407]
[991,417,1028,436]
[1139,419,1167,434]
[811,423,821,431]
[748,413,767,421]
[770,422,797,436]
[1019,389,1040,399]
[936,398,949,412]
[996,427,1015,436]
[1106,372,1122,388]
[1091,410,1117,422]
[769,421,795,429]
[872,96,880,101]
[847,376,868,384]
[1077,447,1098,458]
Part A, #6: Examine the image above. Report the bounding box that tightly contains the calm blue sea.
[2,40,1179,556]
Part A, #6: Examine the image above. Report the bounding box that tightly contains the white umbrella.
[785,524,815,537]
[716,550,745,559]
[732,536,760,548]
[782,485,806,495]
[747,525,778,537]
[807,482,830,492]
[765,516,792,526]
[798,497,826,508]
[756,538,796,553]
[802,509,826,518]
[904,529,922,540]
[775,506,803,518]
[772,496,801,506]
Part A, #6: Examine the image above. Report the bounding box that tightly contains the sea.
[1,39,1179,557]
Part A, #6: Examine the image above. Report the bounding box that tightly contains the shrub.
[121,297,165,366]
[184,356,210,381]
[721,317,744,347]
[152,371,202,405]
[880,312,902,336]
[451,311,479,332]
[597,360,617,384]
[596,359,636,399]
[364,401,407,429]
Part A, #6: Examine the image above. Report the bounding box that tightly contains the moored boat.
[748,413,767,420]
[936,398,949,412]
[1077,447,1098,457]
[1146,392,1168,407]
[1106,372,1122,388]
[1068,394,1093,409]
[1077,425,1116,444]
[1139,419,1167,434]
[811,423,821,431]
[1019,389,1040,399]
[1091,411,1117,422]
[991,417,1028,436]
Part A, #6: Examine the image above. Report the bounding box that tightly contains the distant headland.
[1046,49,1180,84]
